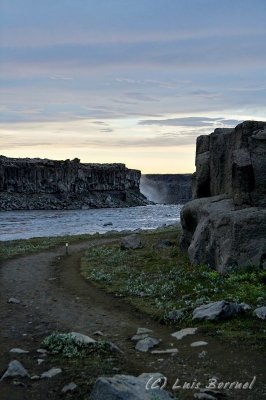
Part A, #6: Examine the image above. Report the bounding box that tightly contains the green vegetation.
[81,229,266,346]
[61,355,120,400]
[42,332,112,358]
[0,234,88,261]
[0,231,122,261]
[42,332,123,399]
[0,225,177,261]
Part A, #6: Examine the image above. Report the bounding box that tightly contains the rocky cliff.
[0,156,149,210]
[180,121,266,272]
[140,174,192,204]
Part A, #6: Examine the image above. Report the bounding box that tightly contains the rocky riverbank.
[0,156,150,210]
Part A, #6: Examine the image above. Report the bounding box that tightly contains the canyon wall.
[140,174,192,204]
[192,120,266,207]
[0,156,149,210]
[180,121,266,271]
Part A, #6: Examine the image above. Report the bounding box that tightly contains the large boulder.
[192,301,243,321]
[91,374,174,400]
[181,121,266,271]
[180,195,266,272]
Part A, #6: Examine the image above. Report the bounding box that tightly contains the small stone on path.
[151,348,178,355]
[131,333,149,342]
[41,368,62,379]
[135,337,160,352]
[10,348,29,354]
[136,328,153,335]
[171,327,198,340]
[8,297,20,304]
[62,382,78,393]
[191,341,208,347]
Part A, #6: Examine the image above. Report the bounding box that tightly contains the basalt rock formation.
[180,121,266,272]
[140,174,192,204]
[0,156,149,210]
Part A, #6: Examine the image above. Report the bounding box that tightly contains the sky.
[1,0,266,173]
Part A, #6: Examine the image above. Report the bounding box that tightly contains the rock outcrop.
[0,156,149,210]
[180,121,266,271]
[140,174,192,204]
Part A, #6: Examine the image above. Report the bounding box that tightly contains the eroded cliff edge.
[0,156,149,210]
[180,121,266,272]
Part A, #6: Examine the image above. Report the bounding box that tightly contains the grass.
[0,231,123,261]
[59,354,119,400]
[0,225,178,261]
[41,332,124,399]
[80,228,266,347]
[42,332,113,358]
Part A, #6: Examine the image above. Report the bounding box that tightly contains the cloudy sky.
[1,0,266,173]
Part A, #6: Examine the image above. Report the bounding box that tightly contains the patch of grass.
[41,332,130,399]
[0,225,178,261]
[62,356,119,399]
[81,229,266,346]
[42,332,113,358]
[0,235,89,261]
[0,232,122,261]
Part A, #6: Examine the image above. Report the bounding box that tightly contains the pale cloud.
[124,92,160,102]
[188,90,221,98]
[49,75,73,81]
[139,117,240,127]
[2,23,266,48]
[100,128,113,133]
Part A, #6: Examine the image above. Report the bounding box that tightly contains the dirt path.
[0,239,265,399]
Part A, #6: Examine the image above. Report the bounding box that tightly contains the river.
[0,204,182,241]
